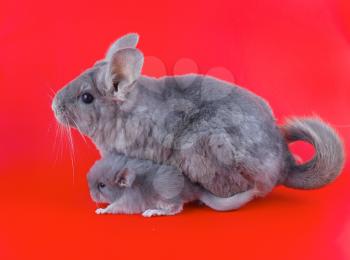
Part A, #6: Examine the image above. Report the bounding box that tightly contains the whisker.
[46,118,57,166]
[66,114,88,144]
[56,122,63,163]
[48,88,56,102]
[58,121,65,162]
[49,87,57,96]
[64,115,76,184]
[47,85,66,167]
[52,121,62,167]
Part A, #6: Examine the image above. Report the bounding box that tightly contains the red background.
[0,0,350,259]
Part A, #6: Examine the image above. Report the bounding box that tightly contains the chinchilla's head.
[87,153,137,203]
[51,33,144,137]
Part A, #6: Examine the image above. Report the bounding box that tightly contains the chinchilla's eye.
[98,182,106,189]
[81,92,94,104]
[113,81,119,92]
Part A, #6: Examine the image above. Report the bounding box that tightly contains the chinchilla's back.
[135,74,287,196]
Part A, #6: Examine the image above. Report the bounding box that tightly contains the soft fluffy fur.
[53,33,345,198]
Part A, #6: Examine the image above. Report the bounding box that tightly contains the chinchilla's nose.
[51,92,65,113]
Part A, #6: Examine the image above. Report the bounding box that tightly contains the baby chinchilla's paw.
[142,209,164,217]
[95,208,108,214]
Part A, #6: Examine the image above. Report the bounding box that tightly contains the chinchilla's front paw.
[95,208,108,214]
[142,209,171,217]
[142,209,160,217]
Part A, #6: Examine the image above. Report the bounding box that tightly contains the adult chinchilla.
[52,33,345,198]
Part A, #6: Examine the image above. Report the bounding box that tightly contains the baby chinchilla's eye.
[113,81,119,92]
[81,92,94,104]
[98,182,106,189]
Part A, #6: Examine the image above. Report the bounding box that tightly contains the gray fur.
[105,33,139,60]
[53,33,345,198]
[87,153,259,216]
[281,117,345,189]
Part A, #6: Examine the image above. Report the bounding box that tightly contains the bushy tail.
[281,117,345,189]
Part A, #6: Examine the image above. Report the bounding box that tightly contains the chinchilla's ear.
[106,47,144,100]
[115,168,136,187]
[105,33,139,60]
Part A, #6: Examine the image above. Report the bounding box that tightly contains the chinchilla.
[87,153,259,217]
[52,33,345,200]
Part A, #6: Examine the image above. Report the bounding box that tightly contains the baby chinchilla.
[53,33,344,200]
[87,153,259,217]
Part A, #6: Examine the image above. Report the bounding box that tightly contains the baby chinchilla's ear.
[106,47,144,100]
[115,168,136,187]
[105,33,139,60]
